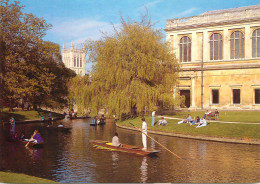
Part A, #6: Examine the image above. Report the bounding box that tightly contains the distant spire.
[71,41,73,49]
[63,43,65,49]
[75,44,77,49]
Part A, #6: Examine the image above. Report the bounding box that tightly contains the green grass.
[120,116,260,140]
[0,171,56,183]
[1,108,63,121]
[164,110,260,123]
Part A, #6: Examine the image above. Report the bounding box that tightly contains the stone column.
[190,77,196,108]
[223,28,229,60]
[192,31,197,62]
[244,25,251,59]
[202,30,209,62]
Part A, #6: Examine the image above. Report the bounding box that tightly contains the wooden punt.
[20,140,44,148]
[7,139,44,148]
[89,122,105,126]
[90,140,160,156]
[46,126,72,132]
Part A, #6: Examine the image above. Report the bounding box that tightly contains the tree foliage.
[0,0,75,110]
[80,14,181,118]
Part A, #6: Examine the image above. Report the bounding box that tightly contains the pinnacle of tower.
[63,43,65,49]
[71,41,73,49]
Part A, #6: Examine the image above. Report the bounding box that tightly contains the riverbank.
[1,109,64,123]
[0,171,56,183]
[117,115,260,145]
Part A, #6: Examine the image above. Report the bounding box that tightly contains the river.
[0,118,259,183]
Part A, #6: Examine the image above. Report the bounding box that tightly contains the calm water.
[0,118,259,183]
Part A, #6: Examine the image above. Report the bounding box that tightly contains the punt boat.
[90,140,160,156]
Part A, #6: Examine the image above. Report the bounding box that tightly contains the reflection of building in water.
[140,157,148,183]
[165,5,260,110]
[62,41,86,76]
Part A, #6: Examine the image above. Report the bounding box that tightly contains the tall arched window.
[74,57,76,67]
[179,36,191,62]
[210,33,223,60]
[252,29,260,58]
[230,31,244,59]
[77,57,79,67]
[80,58,82,67]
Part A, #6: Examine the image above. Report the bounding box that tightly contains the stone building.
[165,5,260,110]
[62,42,86,76]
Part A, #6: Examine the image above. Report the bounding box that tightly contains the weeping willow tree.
[68,75,91,115]
[85,14,181,119]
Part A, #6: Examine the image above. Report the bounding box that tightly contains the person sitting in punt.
[57,122,64,128]
[100,114,106,124]
[112,132,122,147]
[158,117,168,126]
[25,129,44,147]
[196,117,207,128]
[19,130,25,140]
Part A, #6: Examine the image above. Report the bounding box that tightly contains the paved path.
[162,116,260,125]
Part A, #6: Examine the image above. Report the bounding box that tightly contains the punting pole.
[129,122,183,160]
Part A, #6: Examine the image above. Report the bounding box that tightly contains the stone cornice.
[165,17,260,32]
[180,62,260,71]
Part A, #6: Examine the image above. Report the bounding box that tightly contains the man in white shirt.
[151,110,156,126]
[112,132,122,147]
[141,118,148,150]
[196,117,207,128]
[158,117,168,126]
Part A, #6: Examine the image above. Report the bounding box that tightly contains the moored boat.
[90,140,160,156]
[90,122,105,126]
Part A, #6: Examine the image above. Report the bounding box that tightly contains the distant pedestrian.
[151,110,156,126]
[9,117,15,139]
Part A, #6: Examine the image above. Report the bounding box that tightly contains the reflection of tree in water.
[140,157,148,183]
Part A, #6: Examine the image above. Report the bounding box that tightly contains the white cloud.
[137,0,163,12]
[177,7,199,17]
[49,18,119,47]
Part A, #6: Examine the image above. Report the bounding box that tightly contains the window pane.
[212,89,219,104]
[255,89,260,104]
[233,89,240,104]
[179,36,191,62]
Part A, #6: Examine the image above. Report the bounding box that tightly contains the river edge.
[116,123,260,145]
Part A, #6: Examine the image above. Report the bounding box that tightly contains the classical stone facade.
[62,42,85,76]
[165,5,260,110]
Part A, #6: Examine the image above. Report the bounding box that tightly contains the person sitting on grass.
[25,129,44,147]
[190,116,200,125]
[196,117,207,128]
[158,117,168,126]
[187,114,192,123]
[178,116,188,124]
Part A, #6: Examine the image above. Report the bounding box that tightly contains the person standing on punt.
[9,117,15,139]
[141,118,147,150]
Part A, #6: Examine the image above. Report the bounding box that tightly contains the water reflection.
[140,157,148,183]
[0,119,259,183]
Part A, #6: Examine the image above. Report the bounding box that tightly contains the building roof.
[201,4,260,16]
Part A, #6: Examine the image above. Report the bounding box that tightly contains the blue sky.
[18,0,260,72]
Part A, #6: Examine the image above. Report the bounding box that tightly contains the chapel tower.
[62,41,86,76]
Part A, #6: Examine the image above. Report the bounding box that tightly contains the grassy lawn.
[0,171,56,183]
[1,108,63,122]
[163,110,260,123]
[120,116,260,140]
